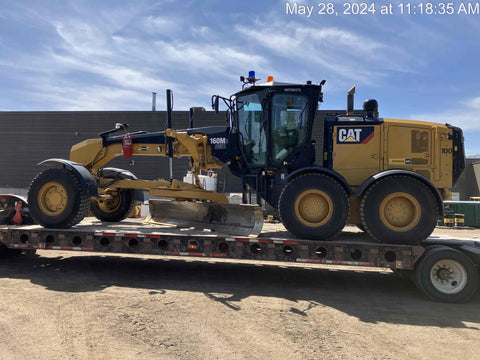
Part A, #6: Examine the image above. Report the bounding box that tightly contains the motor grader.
[27,73,465,245]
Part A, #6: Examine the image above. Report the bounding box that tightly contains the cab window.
[271,94,309,162]
[237,93,267,165]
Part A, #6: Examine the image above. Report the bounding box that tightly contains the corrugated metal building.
[1,110,473,198]
[0,110,328,194]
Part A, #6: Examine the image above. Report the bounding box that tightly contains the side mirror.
[211,95,220,114]
[319,80,326,102]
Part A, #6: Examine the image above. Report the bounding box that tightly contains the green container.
[443,201,480,227]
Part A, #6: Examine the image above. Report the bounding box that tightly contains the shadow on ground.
[1,251,479,329]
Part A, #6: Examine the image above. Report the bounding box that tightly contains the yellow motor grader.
[27,73,465,244]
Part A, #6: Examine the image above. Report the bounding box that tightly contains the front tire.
[278,173,349,240]
[27,168,90,228]
[91,189,136,222]
[360,176,438,245]
[414,246,479,303]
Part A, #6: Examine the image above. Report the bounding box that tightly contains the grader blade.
[148,200,264,236]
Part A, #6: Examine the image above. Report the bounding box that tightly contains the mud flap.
[148,200,264,237]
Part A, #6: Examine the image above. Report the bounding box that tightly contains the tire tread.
[278,173,349,240]
[360,175,438,245]
[414,246,479,303]
[27,167,90,228]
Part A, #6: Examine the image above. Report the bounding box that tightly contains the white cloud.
[28,84,145,111]
[235,20,412,85]
[49,50,175,91]
[0,14,270,110]
[461,97,480,110]
[190,26,212,39]
[143,16,182,35]
[149,39,269,78]
[0,2,437,112]
[55,21,113,57]
[0,11,269,110]
[41,17,270,108]
[411,97,480,130]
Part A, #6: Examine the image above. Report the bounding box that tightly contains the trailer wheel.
[279,173,349,240]
[91,189,136,222]
[414,246,479,303]
[360,176,437,245]
[27,168,90,228]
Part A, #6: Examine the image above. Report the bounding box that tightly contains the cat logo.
[337,126,375,144]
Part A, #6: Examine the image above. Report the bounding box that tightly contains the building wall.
[0,110,329,193]
[3,110,474,199]
[451,158,480,200]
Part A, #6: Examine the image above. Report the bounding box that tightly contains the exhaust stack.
[347,86,355,115]
[152,92,157,111]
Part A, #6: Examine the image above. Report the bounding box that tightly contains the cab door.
[332,120,383,187]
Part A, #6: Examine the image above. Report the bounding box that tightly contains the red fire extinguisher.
[122,133,133,158]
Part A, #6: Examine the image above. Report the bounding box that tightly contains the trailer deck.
[1,218,479,302]
[0,218,457,270]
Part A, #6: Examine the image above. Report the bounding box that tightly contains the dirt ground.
[0,225,479,360]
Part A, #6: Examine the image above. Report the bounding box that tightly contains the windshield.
[237,92,267,165]
[271,94,309,162]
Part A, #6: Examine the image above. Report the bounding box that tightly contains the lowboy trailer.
[0,219,479,303]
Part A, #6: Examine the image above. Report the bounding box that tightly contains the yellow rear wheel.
[37,182,68,216]
[379,192,421,232]
[360,176,438,245]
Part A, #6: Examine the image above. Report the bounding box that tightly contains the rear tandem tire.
[91,189,136,222]
[27,168,90,229]
[278,173,349,240]
[360,176,438,245]
[414,246,479,303]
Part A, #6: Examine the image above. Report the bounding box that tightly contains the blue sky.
[1,0,480,154]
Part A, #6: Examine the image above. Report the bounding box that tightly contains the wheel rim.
[97,193,121,213]
[294,189,333,227]
[430,259,468,294]
[37,181,68,216]
[379,192,421,232]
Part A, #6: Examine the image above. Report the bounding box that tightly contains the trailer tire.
[360,176,437,245]
[28,168,90,228]
[414,246,479,303]
[279,173,349,240]
[91,189,136,222]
